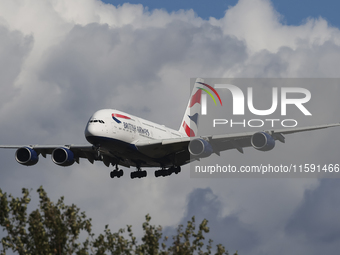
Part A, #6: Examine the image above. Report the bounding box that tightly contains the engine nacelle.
[188,138,213,158]
[15,147,39,166]
[52,147,75,166]
[251,132,275,151]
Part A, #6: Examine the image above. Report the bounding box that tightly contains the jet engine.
[52,147,75,166]
[188,138,213,158]
[251,132,275,151]
[15,147,39,166]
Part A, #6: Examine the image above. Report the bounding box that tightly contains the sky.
[1,0,340,254]
[105,0,340,27]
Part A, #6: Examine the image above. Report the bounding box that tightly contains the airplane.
[1,78,339,179]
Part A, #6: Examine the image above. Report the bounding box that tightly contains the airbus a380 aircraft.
[1,78,339,179]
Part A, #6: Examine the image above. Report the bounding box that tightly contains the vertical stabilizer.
[179,78,205,137]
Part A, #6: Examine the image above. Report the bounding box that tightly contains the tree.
[0,187,237,255]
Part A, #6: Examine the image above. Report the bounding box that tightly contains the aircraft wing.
[1,123,339,168]
[209,123,340,153]
[135,123,340,164]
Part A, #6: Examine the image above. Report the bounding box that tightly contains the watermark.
[198,81,312,128]
[189,78,340,178]
[192,163,340,178]
[201,85,311,116]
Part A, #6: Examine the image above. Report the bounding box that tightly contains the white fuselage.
[84,109,186,145]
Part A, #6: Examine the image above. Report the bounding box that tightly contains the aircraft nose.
[85,123,101,145]
[85,123,97,138]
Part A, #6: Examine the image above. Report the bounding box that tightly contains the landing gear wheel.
[155,169,168,177]
[175,166,181,174]
[155,170,161,177]
[155,166,181,177]
[118,169,123,177]
[110,169,124,178]
[131,170,147,179]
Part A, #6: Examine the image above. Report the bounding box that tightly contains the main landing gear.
[110,165,181,179]
[110,165,124,178]
[155,166,181,177]
[130,167,147,179]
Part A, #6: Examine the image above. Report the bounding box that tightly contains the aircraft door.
[111,122,117,135]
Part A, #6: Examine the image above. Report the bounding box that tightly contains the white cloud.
[1,0,340,254]
[0,25,32,109]
[211,0,340,54]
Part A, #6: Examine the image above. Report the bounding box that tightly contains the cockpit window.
[89,119,105,124]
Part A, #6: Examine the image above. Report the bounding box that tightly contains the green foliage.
[0,187,237,255]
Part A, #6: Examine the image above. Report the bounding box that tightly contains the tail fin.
[179,78,205,137]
